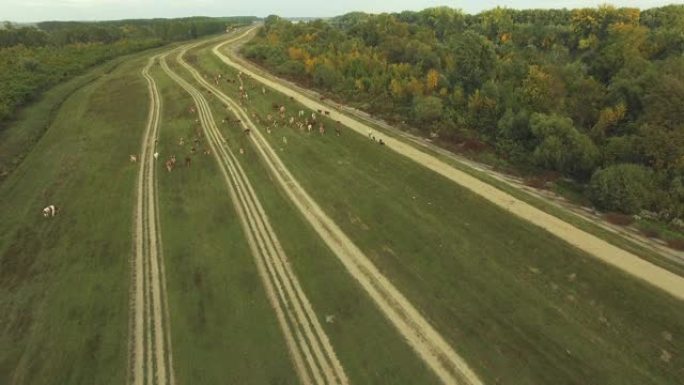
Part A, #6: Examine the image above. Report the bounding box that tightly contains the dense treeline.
[0,17,255,125]
[243,6,684,221]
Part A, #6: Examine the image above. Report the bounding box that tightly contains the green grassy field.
[188,39,684,385]
[0,49,153,385]
[0,58,121,182]
[150,61,300,385]
[2,31,683,385]
[166,53,442,384]
[379,127,684,277]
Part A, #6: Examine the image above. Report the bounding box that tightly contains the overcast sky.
[1,0,680,23]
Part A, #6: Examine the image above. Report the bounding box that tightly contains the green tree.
[449,31,495,92]
[412,95,443,123]
[589,163,654,214]
[530,113,599,177]
[466,89,498,137]
[313,63,342,89]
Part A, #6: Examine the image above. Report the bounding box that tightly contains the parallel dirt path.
[129,56,175,385]
[160,46,348,385]
[212,32,684,302]
[187,33,483,385]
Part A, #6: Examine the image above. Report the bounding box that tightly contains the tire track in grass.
[160,48,348,385]
[181,36,484,385]
[128,55,175,385]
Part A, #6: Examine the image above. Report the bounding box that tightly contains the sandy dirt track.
[185,31,485,385]
[160,44,348,385]
[129,57,176,385]
[211,32,684,302]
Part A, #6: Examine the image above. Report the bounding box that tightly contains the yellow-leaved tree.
[426,69,440,93]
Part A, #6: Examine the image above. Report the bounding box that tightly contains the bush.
[603,135,641,165]
[640,228,661,238]
[604,213,635,226]
[412,95,443,123]
[525,176,549,189]
[242,43,284,64]
[529,113,599,178]
[313,64,342,89]
[666,238,684,251]
[276,60,305,77]
[589,164,654,214]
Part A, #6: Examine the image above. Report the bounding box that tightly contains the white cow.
[42,205,57,217]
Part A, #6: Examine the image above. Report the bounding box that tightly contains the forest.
[242,5,684,226]
[0,16,255,126]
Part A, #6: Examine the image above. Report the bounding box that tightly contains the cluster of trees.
[0,17,255,125]
[243,6,684,219]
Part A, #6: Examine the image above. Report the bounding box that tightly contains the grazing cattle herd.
[203,70,389,155]
[51,71,387,220]
[46,71,389,218]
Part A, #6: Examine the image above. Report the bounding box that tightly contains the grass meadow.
[188,40,684,385]
[0,48,155,385]
[167,53,441,384]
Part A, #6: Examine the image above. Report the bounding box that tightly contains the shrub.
[412,95,443,123]
[639,227,661,238]
[276,60,305,77]
[525,176,548,189]
[313,64,342,89]
[604,213,635,226]
[589,163,654,214]
[529,113,599,178]
[666,238,684,251]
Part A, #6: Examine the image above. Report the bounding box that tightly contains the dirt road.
[160,46,348,385]
[211,34,684,302]
[129,56,175,385]
[183,38,483,385]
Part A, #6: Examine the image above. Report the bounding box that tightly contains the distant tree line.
[242,6,684,220]
[0,17,255,126]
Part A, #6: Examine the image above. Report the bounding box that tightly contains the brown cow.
[165,155,176,172]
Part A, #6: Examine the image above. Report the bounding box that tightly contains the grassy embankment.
[0,48,154,385]
[149,58,300,384]
[166,50,441,384]
[0,46,183,184]
[189,39,684,385]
